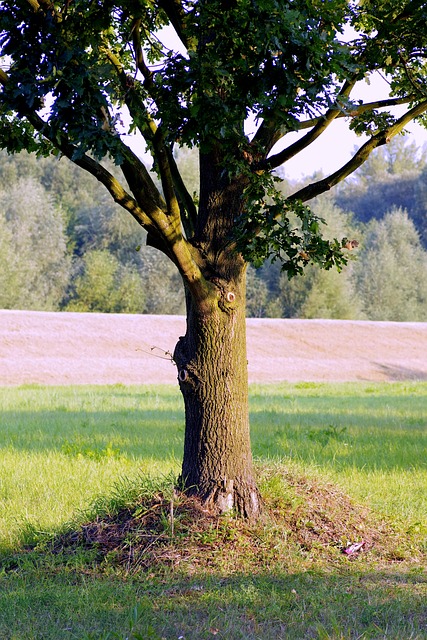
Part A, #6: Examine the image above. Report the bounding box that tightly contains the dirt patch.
[0,310,426,386]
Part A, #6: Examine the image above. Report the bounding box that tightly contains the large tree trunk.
[173,270,262,519]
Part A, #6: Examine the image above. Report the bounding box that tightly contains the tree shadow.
[250,402,427,471]
[0,407,185,467]
[1,563,426,639]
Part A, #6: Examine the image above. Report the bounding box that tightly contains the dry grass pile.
[49,469,408,576]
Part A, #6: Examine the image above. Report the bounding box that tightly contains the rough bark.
[173,269,262,519]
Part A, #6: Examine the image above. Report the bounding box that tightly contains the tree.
[352,208,427,321]
[66,249,145,313]
[0,177,71,309]
[2,1,427,518]
[246,266,270,317]
[334,138,427,242]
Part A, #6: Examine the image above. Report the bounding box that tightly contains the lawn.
[0,382,426,639]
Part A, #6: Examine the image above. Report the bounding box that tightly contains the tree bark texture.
[173,270,262,519]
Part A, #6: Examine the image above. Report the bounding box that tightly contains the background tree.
[2,0,427,517]
[66,249,145,313]
[335,138,427,245]
[0,149,186,314]
[0,177,71,309]
[246,266,270,317]
[352,208,427,321]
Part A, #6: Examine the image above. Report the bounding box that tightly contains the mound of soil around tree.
[0,309,426,385]
[50,470,406,575]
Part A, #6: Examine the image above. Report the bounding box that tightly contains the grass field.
[0,382,426,639]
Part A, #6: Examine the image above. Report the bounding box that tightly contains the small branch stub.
[178,369,189,382]
[226,291,236,303]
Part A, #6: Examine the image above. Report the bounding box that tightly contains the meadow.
[0,381,426,639]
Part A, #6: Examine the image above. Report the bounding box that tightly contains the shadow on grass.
[0,564,426,639]
[248,386,427,472]
[2,398,426,472]
[1,461,426,640]
[0,408,184,459]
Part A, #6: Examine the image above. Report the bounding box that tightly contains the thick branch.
[8,97,161,235]
[118,145,166,214]
[157,0,189,49]
[296,95,415,131]
[167,147,198,236]
[0,55,213,311]
[27,110,209,306]
[100,47,177,215]
[288,98,427,203]
[260,95,414,171]
[250,106,299,157]
[103,43,197,236]
[251,73,358,156]
[0,69,9,86]
[257,79,356,170]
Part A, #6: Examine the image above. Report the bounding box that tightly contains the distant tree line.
[1,138,426,321]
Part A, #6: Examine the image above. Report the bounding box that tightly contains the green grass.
[250,382,427,531]
[0,381,426,639]
[0,384,182,549]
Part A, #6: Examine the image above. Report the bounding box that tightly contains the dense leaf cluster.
[235,172,347,277]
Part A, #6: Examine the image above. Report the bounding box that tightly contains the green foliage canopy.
[1,1,427,285]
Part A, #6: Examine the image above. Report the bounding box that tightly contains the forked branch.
[256,79,357,170]
[288,98,427,203]
[103,39,197,236]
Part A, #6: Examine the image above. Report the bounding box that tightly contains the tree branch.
[293,95,416,132]
[250,73,358,156]
[99,46,178,214]
[103,42,197,236]
[157,0,189,49]
[288,98,427,203]
[24,101,209,303]
[259,94,415,172]
[398,52,426,97]
[118,145,166,215]
[16,104,160,235]
[256,79,357,171]
[131,19,155,84]
[25,0,61,19]
[0,69,9,87]
[166,147,198,237]
[0,37,212,312]
[250,105,298,157]
[25,0,42,12]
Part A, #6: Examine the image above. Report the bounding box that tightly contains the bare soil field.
[0,309,426,386]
